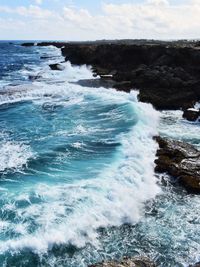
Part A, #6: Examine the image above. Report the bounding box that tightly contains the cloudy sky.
[0,0,199,40]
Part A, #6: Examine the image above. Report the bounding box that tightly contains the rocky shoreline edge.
[22,40,200,266]
[23,40,200,111]
[88,256,156,267]
[88,256,200,267]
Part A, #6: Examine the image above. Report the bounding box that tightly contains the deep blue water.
[0,41,200,267]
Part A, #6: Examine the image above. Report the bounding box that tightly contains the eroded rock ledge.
[155,136,200,193]
[88,256,156,267]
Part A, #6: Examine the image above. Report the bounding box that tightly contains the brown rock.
[89,257,156,267]
[183,108,200,121]
[155,136,200,193]
[189,263,200,267]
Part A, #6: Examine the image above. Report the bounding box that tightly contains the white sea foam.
[0,141,34,172]
[159,110,200,147]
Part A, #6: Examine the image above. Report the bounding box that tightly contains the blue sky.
[0,0,198,40]
[0,0,188,10]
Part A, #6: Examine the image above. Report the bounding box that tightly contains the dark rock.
[92,67,111,76]
[60,43,200,109]
[100,74,114,79]
[21,42,35,46]
[189,262,200,267]
[89,256,156,267]
[155,136,200,193]
[49,63,65,71]
[40,56,58,59]
[183,108,200,121]
[114,81,132,92]
[71,79,115,89]
[28,74,42,81]
[23,40,200,110]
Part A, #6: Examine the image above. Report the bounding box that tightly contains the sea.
[0,41,199,267]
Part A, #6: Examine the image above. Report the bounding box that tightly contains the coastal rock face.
[22,40,200,109]
[89,257,156,267]
[155,136,200,193]
[183,108,200,121]
[59,43,200,109]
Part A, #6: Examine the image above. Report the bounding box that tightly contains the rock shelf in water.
[155,136,200,193]
[88,256,156,267]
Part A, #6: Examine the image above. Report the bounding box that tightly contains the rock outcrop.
[89,257,156,267]
[183,108,200,121]
[59,42,200,110]
[155,136,200,193]
[22,40,200,110]
[49,63,65,71]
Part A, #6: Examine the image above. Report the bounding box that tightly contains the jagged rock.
[183,108,200,121]
[49,63,65,71]
[89,256,156,267]
[155,136,200,193]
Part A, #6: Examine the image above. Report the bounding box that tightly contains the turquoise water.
[0,42,200,267]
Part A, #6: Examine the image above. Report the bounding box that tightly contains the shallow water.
[0,41,199,267]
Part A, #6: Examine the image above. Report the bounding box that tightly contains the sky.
[0,0,199,40]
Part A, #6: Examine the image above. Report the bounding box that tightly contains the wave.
[160,110,200,147]
[0,90,161,255]
[0,45,161,257]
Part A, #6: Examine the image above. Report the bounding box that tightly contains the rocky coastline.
[22,40,200,266]
[23,40,200,110]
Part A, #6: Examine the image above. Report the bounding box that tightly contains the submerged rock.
[89,256,156,267]
[21,42,35,46]
[155,136,200,193]
[28,74,42,81]
[183,108,200,121]
[49,63,65,71]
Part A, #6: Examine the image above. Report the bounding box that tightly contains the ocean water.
[0,41,200,267]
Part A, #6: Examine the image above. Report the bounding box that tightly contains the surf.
[0,44,160,260]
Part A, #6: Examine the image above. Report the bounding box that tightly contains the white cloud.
[0,0,200,40]
[17,5,52,18]
[35,0,43,5]
[0,5,53,19]
[147,0,169,6]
